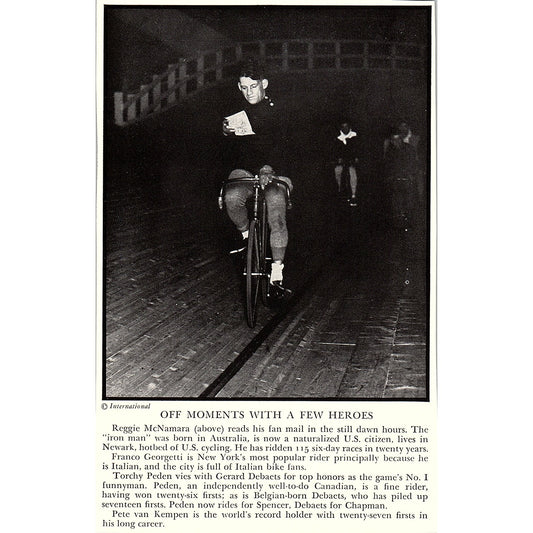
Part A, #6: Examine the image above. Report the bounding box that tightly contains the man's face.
[238,76,268,105]
[340,123,351,135]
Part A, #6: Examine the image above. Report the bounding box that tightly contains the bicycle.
[219,174,291,328]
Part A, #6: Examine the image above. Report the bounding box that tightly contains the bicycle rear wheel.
[246,220,261,328]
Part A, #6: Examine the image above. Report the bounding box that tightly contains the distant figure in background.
[384,121,420,157]
[333,121,359,207]
[383,121,420,226]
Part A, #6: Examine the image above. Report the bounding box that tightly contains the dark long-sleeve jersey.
[225,96,289,176]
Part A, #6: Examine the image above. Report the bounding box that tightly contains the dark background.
[104,5,431,208]
[105,6,429,93]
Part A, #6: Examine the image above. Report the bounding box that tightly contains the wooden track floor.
[104,169,429,400]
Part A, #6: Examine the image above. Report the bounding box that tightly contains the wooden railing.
[114,39,427,126]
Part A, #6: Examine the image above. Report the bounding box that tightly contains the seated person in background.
[333,120,359,207]
[383,121,420,225]
[221,58,293,299]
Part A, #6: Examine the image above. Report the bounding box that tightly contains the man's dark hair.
[239,58,266,80]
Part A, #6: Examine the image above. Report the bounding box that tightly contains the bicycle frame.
[219,176,290,327]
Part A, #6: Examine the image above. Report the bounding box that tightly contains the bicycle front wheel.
[246,220,261,328]
[260,207,270,306]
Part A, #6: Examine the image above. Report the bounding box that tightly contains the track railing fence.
[114,39,427,126]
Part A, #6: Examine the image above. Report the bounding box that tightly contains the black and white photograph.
[8,1,533,532]
[102,3,434,399]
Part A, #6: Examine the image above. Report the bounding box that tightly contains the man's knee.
[224,188,241,208]
[225,169,254,209]
[265,185,287,209]
[224,183,251,209]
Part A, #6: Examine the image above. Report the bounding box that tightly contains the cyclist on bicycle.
[333,120,359,206]
[222,58,293,300]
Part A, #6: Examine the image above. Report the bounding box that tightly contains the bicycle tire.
[260,203,270,306]
[246,220,261,328]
